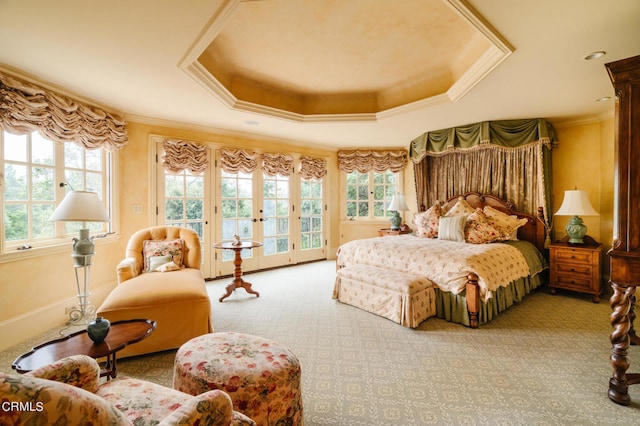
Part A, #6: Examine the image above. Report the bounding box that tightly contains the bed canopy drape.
[410,118,556,226]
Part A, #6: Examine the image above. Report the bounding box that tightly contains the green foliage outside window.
[3,130,108,245]
[345,170,397,218]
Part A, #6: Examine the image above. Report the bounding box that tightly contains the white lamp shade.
[49,191,109,222]
[554,190,599,216]
[387,194,409,212]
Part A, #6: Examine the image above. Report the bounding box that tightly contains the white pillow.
[147,255,172,272]
[438,215,466,242]
[157,261,181,272]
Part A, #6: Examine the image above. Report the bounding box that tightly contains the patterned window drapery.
[299,156,327,180]
[162,139,208,174]
[219,148,259,173]
[411,119,555,224]
[337,150,407,173]
[0,71,127,150]
[262,152,294,176]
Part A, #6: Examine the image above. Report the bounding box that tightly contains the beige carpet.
[2,260,640,425]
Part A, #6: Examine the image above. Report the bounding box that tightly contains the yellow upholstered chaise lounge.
[97,226,212,357]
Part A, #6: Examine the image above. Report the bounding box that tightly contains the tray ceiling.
[183,0,511,121]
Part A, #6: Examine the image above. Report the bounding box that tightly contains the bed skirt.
[434,273,544,326]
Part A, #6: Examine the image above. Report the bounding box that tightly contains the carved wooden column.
[606,54,640,405]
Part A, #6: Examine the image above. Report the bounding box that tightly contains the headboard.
[423,192,548,256]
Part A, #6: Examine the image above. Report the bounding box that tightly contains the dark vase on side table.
[87,317,110,343]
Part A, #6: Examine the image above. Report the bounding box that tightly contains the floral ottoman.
[173,332,303,426]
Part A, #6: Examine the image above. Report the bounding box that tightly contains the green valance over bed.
[410,118,556,231]
[409,118,556,161]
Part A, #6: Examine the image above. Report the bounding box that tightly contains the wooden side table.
[213,241,262,302]
[12,319,156,379]
[378,226,411,237]
[548,236,602,302]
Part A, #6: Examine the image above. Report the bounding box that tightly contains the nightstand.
[378,226,411,236]
[549,236,602,302]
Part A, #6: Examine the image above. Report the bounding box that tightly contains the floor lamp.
[49,191,109,331]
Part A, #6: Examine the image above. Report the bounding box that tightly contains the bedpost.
[466,273,480,328]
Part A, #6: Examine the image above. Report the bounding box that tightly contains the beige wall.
[552,118,615,282]
[0,117,616,351]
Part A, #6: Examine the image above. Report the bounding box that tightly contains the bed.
[333,192,548,328]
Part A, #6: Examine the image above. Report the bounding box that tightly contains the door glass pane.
[164,170,205,239]
[221,170,254,260]
[262,173,289,256]
[301,179,323,250]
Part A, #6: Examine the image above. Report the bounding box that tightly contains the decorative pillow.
[444,197,475,217]
[143,239,183,272]
[465,208,505,244]
[147,255,173,272]
[438,215,466,242]
[508,215,520,240]
[483,206,528,239]
[157,261,181,272]
[412,202,442,238]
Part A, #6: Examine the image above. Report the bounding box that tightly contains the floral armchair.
[0,355,255,426]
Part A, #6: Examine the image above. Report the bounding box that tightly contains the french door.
[154,140,326,279]
[298,177,325,262]
[155,146,212,277]
[216,169,293,276]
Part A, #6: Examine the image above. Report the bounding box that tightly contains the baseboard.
[0,283,114,353]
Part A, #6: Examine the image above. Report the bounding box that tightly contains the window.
[1,130,113,253]
[345,170,398,219]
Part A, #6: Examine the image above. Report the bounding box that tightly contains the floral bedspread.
[337,235,532,302]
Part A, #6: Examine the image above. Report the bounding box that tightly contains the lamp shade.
[387,194,409,212]
[49,191,109,222]
[554,190,599,216]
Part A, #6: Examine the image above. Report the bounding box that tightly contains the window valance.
[162,139,208,174]
[409,118,556,162]
[219,148,259,174]
[299,156,327,180]
[0,71,128,151]
[338,150,407,173]
[219,148,327,179]
[263,152,294,177]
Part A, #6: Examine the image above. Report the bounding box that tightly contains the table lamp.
[50,190,109,328]
[554,189,599,244]
[387,194,409,230]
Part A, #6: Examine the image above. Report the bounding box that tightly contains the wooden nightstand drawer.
[552,248,593,264]
[554,273,593,290]
[555,262,592,276]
